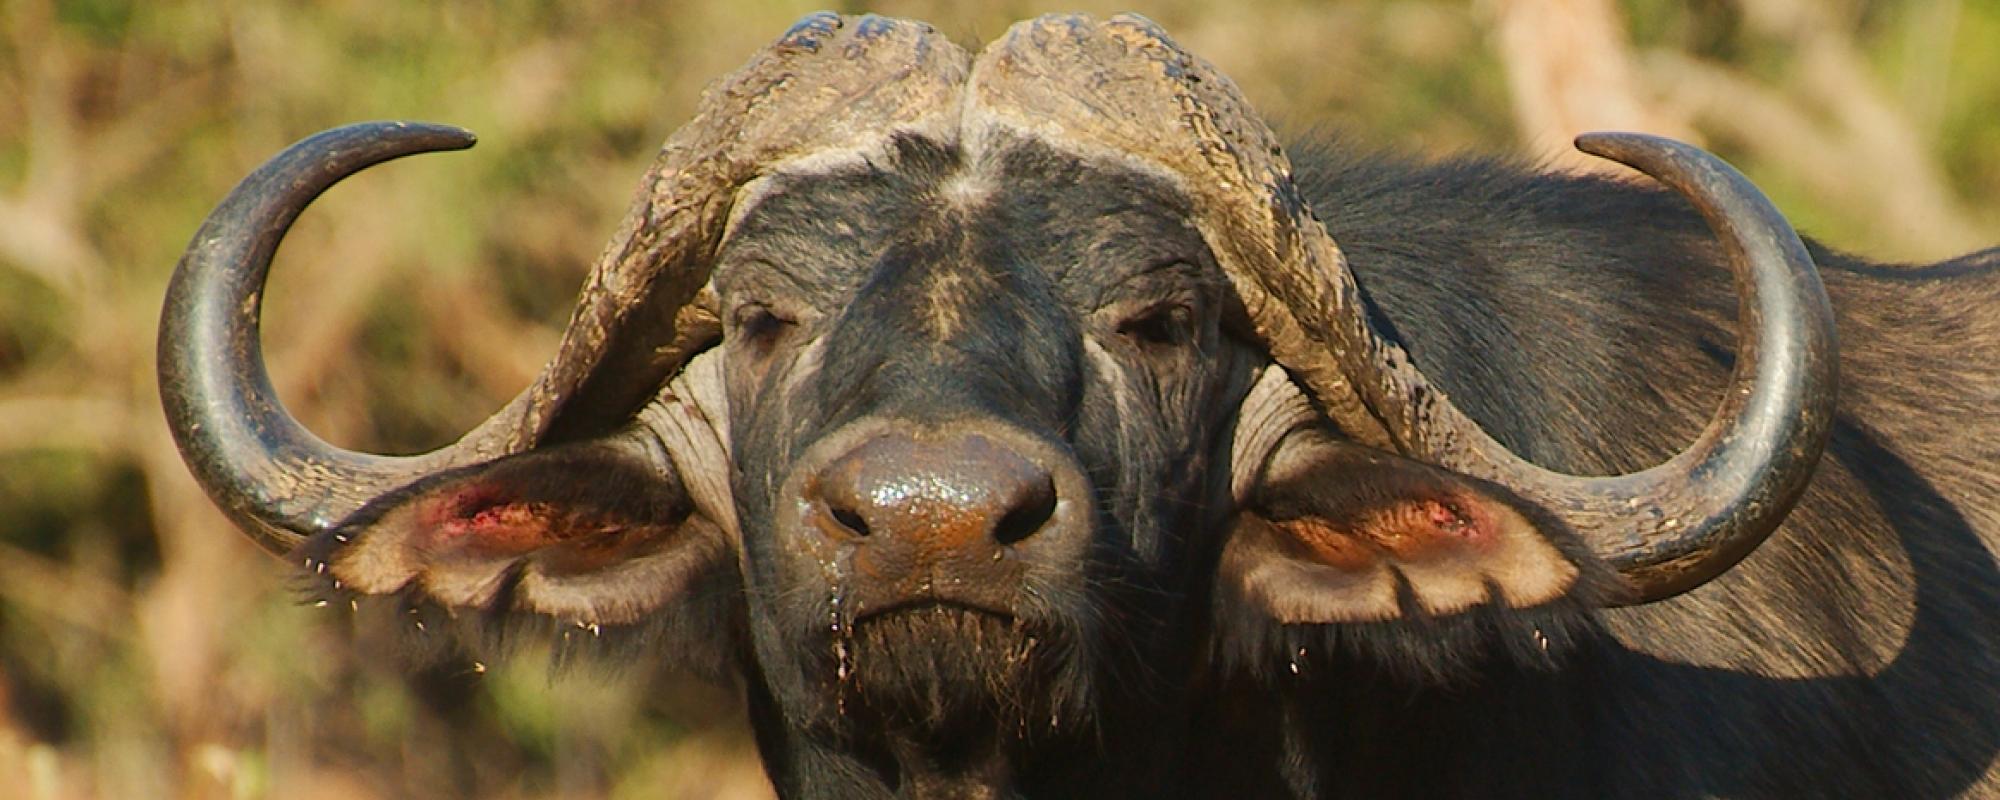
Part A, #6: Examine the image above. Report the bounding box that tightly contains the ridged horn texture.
[966,14,1838,604]
[160,14,972,556]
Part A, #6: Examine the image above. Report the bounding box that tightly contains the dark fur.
[1184,140,2000,798]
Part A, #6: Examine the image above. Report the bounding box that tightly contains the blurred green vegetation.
[0,1,1994,797]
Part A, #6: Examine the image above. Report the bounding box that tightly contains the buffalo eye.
[731,301,797,353]
[1116,301,1196,348]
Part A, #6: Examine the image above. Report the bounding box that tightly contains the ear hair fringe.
[1209,532,1623,686]
[290,558,745,686]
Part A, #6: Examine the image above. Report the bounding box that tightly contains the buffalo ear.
[1215,432,1617,681]
[297,434,731,633]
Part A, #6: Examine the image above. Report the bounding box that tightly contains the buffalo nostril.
[803,431,1065,551]
[829,504,872,538]
[993,475,1057,546]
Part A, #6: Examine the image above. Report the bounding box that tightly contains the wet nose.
[807,431,1059,554]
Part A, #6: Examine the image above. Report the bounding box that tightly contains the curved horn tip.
[410,122,477,150]
[322,120,478,152]
[396,120,475,143]
[160,120,486,558]
[1571,130,1654,157]
[1570,132,1732,189]
[1570,130,1838,605]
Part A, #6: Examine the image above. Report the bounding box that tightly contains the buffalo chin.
[838,604,1095,741]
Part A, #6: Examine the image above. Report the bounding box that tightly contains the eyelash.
[732,303,796,350]
[1116,302,1195,348]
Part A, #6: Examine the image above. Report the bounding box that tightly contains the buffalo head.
[159,13,1836,795]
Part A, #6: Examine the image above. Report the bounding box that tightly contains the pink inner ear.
[1416,495,1495,544]
[1277,489,1503,570]
[1273,517,1379,571]
[417,487,570,555]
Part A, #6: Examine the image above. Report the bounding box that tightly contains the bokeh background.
[2,0,1995,797]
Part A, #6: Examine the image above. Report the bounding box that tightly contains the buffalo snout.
[787,423,1092,620]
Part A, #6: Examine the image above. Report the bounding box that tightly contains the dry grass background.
[0,0,1994,797]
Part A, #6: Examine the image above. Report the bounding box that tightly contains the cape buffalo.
[158,13,1999,798]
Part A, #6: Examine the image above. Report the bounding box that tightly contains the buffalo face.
[719,134,1251,738]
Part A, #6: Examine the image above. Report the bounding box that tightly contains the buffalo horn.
[967,14,1838,604]
[160,14,972,555]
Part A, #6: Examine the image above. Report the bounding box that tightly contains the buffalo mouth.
[844,600,1037,663]
[850,597,1017,627]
